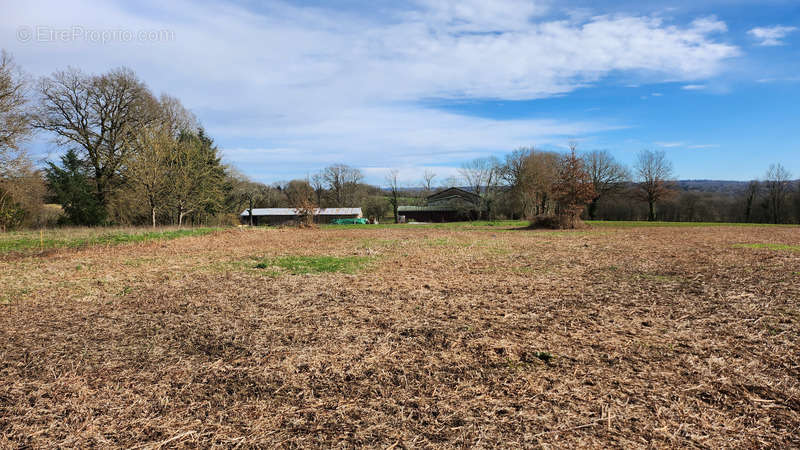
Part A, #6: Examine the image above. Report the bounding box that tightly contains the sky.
[2,0,799,185]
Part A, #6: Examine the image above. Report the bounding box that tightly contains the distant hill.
[676,180,752,194]
[389,180,797,196]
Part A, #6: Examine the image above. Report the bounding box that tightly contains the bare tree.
[634,149,675,221]
[128,96,196,227]
[322,164,363,207]
[744,180,759,223]
[128,125,174,227]
[421,169,436,194]
[386,169,400,223]
[581,149,629,220]
[0,50,31,157]
[35,67,157,208]
[459,157,499,196]
[459,156,501,219]
[310,172,325,206]
[764,163,792,224]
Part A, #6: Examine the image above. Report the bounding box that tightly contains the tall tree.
[0,50,31,157]
[285,179,315,208]
[421,169,436,194]
[744,180,759,223]
[763,163,792,224]
[386,169,400,223]
[128,125,174,227]
[35,67,157,209]
[552,148,596,228]
[581,149,629,220]
[459,157,499,196]
[459,156,500,219]
[310,172,325,206]
[634,149,675,221]
[322,164,363,207]
[170,129,225,226]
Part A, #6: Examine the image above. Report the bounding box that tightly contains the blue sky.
[3,0,799,185]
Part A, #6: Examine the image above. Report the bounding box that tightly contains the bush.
[528,214,589,230]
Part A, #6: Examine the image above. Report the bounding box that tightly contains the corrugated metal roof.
[397,205,459,212]
[240,208,362,216]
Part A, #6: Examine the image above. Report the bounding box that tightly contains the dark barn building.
[398,187,481,222]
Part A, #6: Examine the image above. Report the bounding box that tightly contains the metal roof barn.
[240,208,363,225]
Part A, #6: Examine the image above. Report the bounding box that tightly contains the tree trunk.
[588,198,598,220]
[648,201,656,221]
[248,197,254,226]
[151,206,156,228]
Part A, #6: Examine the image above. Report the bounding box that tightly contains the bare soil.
[1,224,798,447]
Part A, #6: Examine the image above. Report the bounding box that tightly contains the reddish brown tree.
[552,146,596,228]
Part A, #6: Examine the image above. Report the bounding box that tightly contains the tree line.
[1,48,798,230]
[449,146,797,225]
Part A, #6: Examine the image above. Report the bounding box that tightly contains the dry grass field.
[1,222,799,447]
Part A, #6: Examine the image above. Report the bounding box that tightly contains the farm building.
[398,187,481,222]
[240,208,362,226]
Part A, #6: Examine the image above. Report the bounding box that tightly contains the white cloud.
[653,142,718,150]
[687,144,718,149]
[748,25,797,46]
[2,1,740,182]
[655,141,684,147]
[682,84,707,90]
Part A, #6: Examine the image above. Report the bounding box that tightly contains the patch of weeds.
[733,243,800,252]
[529,351,554,364]
[1,287,31,305]
[254,255,371,275]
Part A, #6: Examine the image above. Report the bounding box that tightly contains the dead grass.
[1,224,798,447]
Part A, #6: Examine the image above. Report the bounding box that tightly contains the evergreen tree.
[45,149,106,225]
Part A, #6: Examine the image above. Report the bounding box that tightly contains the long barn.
[240,208,362,226]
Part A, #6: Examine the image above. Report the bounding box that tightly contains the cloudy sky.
[3,0,799,185]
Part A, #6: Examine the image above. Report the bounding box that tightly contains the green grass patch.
[732,243,800,252]
[254,255,371,275]
[0,227,220,254]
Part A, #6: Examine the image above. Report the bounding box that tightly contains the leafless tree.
[634,149,675,221]
[764,163,792,224]
[459,156,502,218]
[35,67,157,207]
[128,96,196,227]
[581,149,629,219]
[421,169,436,193]
[322,164,363,207]
[128,125,174,227]
[0,50,31,158]
[310,172,325,206]
[744,180,759,223]
[386,169,400,223]
[459,156,499,196]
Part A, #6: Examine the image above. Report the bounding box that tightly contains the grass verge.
[732,243,800,252]
[0,227,220,255]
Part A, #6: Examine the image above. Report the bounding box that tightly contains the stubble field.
[1,222,799,447]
